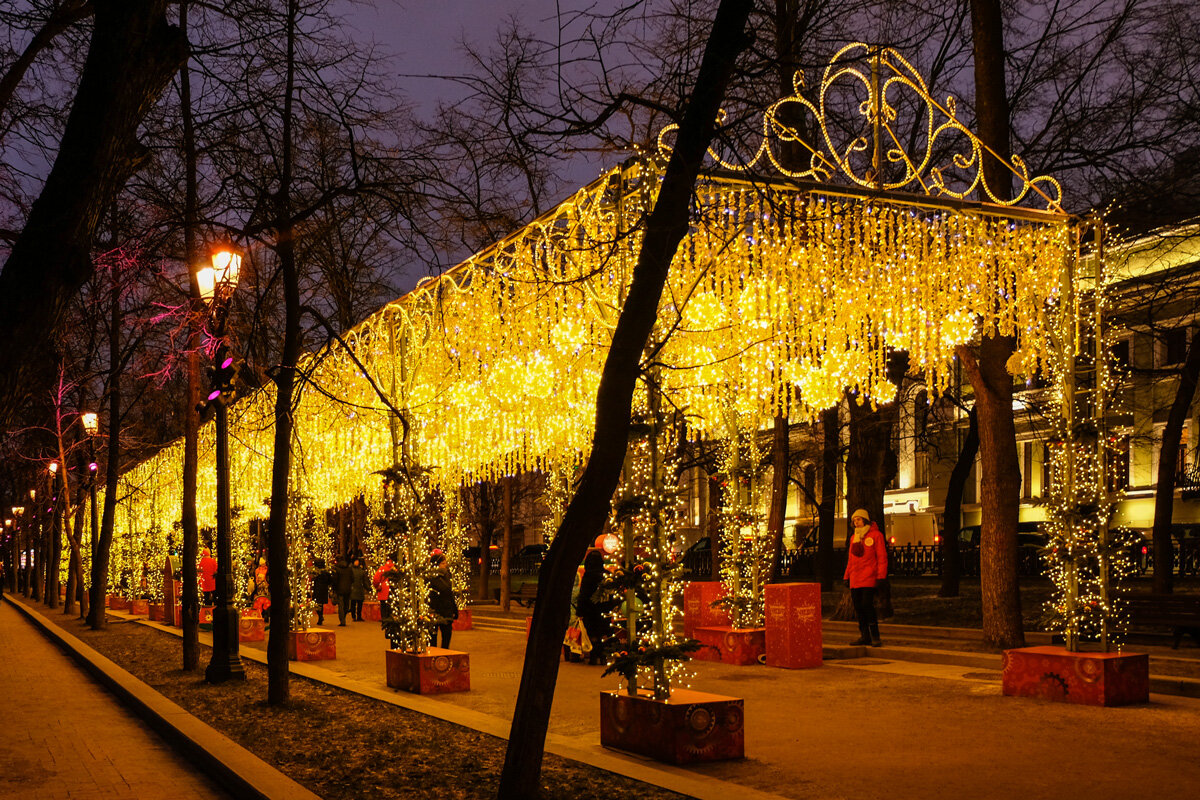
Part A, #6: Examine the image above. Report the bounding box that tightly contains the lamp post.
[202,243,246,684]
[82,411,100,611]
[44,461,58,603]
[9,506,23,594]
[24,489,35,596]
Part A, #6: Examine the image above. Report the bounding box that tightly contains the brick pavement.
[0,599,230,799]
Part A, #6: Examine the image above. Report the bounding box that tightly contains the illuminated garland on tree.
[1040,225,1135,651]
[603,380,697,699]
[377,463,436,653]
[714,418,771,630]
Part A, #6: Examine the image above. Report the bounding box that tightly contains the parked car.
[517,543,548,560]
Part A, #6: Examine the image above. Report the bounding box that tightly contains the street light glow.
[48,461,58,474]
[211,246,242,287]
[81,411,99,435]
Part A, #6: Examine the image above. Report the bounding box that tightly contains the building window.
[1159,327,1189,367]
[1112,338,1130,372]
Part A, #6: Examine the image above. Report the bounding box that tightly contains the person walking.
[349,557,369,621]
[576,547,616,665]
[311,558,333,626]
[333,556,354,626]
[427,552,458,649]
[844,508,888,647]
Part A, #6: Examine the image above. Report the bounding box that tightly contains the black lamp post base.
[205,655,246,683]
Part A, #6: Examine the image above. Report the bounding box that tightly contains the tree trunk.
[939,406,978,597]
[0,0,93,121]
[0,0,185,431]
[501,476,513,611]
[768,413,789,580]
[497,3,753,795]
[845,400,893,530]
[178,0,201,672]
[265,0,301,707]
[47,495,62,608]
[477,484,493,602]
[968,0,1024,650]
[1150,333,1200,593]
[88,272,122,629]
[817,405,838,591]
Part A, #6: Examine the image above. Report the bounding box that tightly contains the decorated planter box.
[362,601,382,621]
[238,612,266,643]
[452,607,473,631]
[765,583,822,669]
[600,688,744,764]
[148,603,165,622]
[693,626,766,666]
[172,604,183,627]
[1002,646,1149,707]
[683,581,730,639]
[108,595,129,611]
[385,647,470,694]
[323,602,338,617]
[129,598,150,616]
[287,628,337,661]
[199,606,213,625]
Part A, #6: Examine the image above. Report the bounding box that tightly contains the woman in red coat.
[843,508,888,647]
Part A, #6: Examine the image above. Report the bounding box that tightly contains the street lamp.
[81,411,100,609]
[202,242,246,684]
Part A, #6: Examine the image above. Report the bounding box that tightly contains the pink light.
[89,462,98,472]
[220,355,234,369]
[208,389,221,401]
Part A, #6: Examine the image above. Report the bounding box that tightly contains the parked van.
[882,513,940,547]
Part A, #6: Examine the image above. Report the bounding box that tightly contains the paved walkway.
[0,599,230,800]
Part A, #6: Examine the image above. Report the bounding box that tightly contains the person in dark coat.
[311,558,333,626]
[576,548,616,665]
[333,556,354,626]
[427,552,459,649]
[349,557,370,621]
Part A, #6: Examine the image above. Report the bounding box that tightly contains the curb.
[4,595,322,800]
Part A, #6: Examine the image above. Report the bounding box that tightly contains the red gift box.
[452,607,473,631]
[764,583,822,669]
[683,581,730,640]
[238,612,265,642]
[362,600,382,621]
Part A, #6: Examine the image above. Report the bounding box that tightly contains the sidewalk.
[160,603,1200,800]
[0,599,230,800]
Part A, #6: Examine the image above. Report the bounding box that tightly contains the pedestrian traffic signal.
[206,343,242,403]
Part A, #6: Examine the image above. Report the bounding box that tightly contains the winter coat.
[312,569,333,604]
[333,561,354,597]
[843,522,888,588]
[199,555,218,592]
[428,568,458,621]
[349,564,369,601]
[576,549,608,616]
[373,561,394,601]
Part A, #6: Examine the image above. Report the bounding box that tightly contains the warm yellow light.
[12,506,24,515]
[211,246,242,287]
[48,461,58,474]
[196,266,216,304]
[81,411,99,435]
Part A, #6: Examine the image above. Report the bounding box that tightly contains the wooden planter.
[600,688,744,764]
[199,606,213,625]
[238,612,265,643]
[171,604,182,627]
[107,595,129,611]
[129,598,150,616]
[287,628,336,661]
[385,647,470,694]
[148,603,165,622]
[765,583,822,669]
[693,626,766,666]
[683,581,730,639]
[452,607,473,631]
[1002,646,1149,706]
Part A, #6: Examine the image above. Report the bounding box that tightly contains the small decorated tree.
[602,383,699,700]
[1041,244,1136,650]
[376,462,437,652]
[713,421,771,630]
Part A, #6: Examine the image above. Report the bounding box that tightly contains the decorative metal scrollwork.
[658,43,1063,212]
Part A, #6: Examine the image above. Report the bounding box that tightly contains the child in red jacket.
[844,508,888,646]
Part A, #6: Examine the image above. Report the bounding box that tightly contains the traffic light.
[205,343,242,404]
